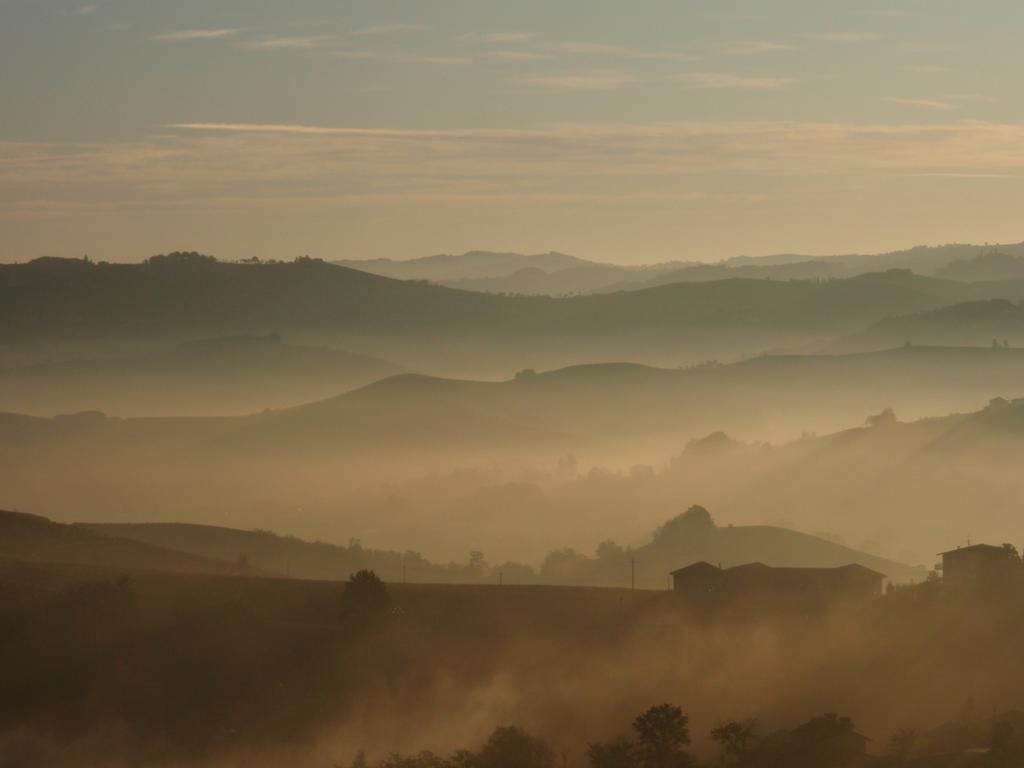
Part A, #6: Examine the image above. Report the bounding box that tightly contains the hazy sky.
[2,0,1023,264]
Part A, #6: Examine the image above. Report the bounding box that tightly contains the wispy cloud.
[714,40,795,56]
[5,121,1024,223]
[514,72,638,90]
[463,32,535,44]
[480,51,551,62]
[76,4,98,15]
[814,32,880,42]
[156,28,239,42]
[239,35,329,50]
[874,9,917,18]
[892,172,1012,179]
[548,41,695,62]
[676,73,795,90]
[333,51,471,65]
[884,96,956,111]
[351,24,425,36]
[944,93,994,103]
[912,65,950,74]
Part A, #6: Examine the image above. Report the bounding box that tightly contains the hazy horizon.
[4,0,1024,263]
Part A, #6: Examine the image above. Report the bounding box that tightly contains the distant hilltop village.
[671,542,1023,613]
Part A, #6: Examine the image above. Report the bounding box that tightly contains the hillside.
[5,343,1024,465]
[726,241,1024,277]
[85,507,924,587]
[596,259,846,292]
[3,396,1024,576]
[336,243,1024,296]
[836,299,1024,352]
[220,344,1024,453]
[334,250,599,280]
[2,361,1024,568]
[0,334,402,416]
[4,254,1020,373]
[937,251,1024,282]
[0,509,238,575]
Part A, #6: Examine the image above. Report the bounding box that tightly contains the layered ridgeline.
[334,243,1024,296]
[5,253,1024,375]
[80,506,922,586]
[3,388,1024,567]
[0,505,922,587]
[5,344,1020,444]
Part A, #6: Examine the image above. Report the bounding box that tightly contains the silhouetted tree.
[866,408,897,428]
[992,720,1015,756]
[653,506,715,546]
[476,726,555,768]
[886,728,917,765]
[783,713,863,768]
[340,569,391,623]
[710,719,757,766]
[633,704,692,768]
[587,738,639,768]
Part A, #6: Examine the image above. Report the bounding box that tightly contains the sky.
[2,0,1024,264]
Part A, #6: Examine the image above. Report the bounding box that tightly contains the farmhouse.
[940,543,1021,591]
[670,561,886,611]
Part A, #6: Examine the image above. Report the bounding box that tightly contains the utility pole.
[631,558,635,590]
[402,562,407,584]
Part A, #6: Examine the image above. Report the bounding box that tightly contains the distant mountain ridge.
[7,255,1024,374]
[334,250,603,281]
[333,242,1024,296]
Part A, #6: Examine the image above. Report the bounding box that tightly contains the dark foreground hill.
[4,254,1021,372]
[2,557,1024,767]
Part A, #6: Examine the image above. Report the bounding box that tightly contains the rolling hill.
[836,299,1024,352]
[0,509,239,575]
[334,250,600,280]
[3,349,1024,567]
[0,334,402,416]
[220,344,1024,454]
[334,243,1024,296]
[5,254,1022,374]
[85,506,924,586]
[5,345,1024,461]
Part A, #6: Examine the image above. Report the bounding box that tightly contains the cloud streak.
[884,96,956,111]
[463,32,535,44]
[514,72,638,90]
[351,24,426,36]
[4,120,1023,223]
[239,36,329,50]
[156,28,239,42]
[548,41,696,62]
[676,73,795,90]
